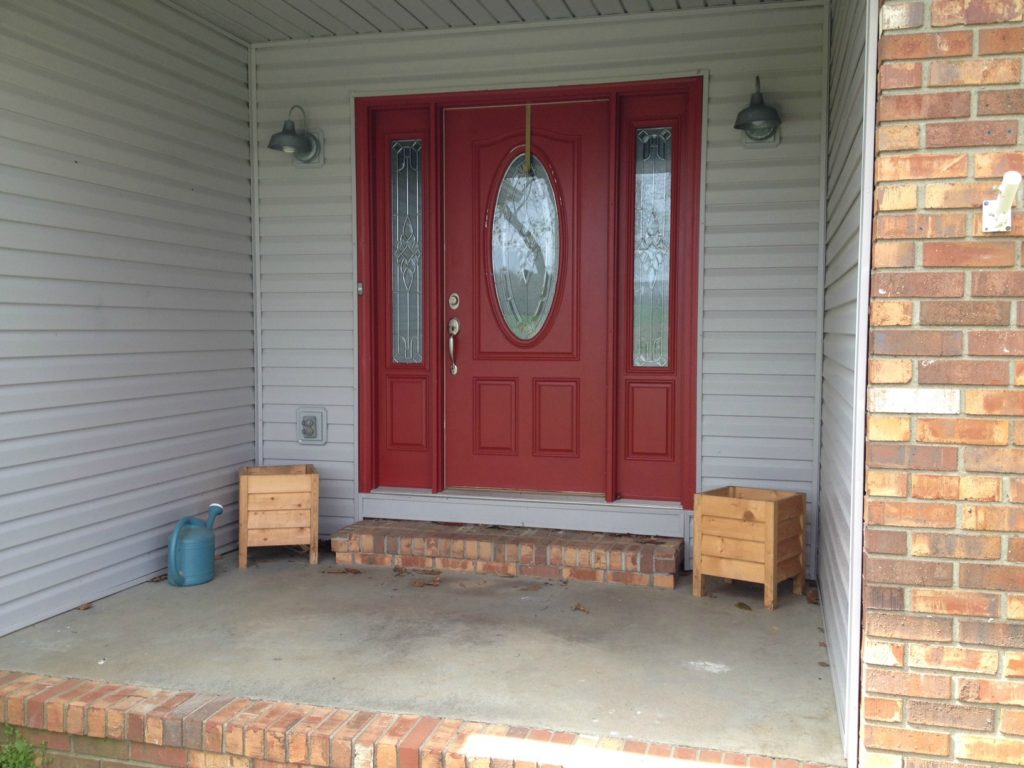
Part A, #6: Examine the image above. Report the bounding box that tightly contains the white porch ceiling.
[163,0,804,43]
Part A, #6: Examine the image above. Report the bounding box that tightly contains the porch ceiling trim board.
[167,0,823,44]
[251,1,827,542]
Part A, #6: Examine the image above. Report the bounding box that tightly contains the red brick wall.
[865,1,1024,766]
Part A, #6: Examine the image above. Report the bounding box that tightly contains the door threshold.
[361,487,688,538]
[371,485,682,508]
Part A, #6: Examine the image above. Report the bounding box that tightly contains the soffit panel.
[164,0,814,43]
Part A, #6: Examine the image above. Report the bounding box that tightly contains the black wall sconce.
[734,77,781,145]
[268,105,324,166]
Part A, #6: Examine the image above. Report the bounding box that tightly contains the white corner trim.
[848,0,880,765]
[249,45,264,465]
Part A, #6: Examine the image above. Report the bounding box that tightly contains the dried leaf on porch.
[413,576,441,588]
[734,602,752,611]
[520,583,544,591]
[150,574,168,583]
[77,602,93,611]
[324,568,362,575]
[573,602,589,614]
[412,568,441,576]
[393,566,408,576]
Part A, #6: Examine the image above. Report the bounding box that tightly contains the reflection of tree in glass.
[492,154,559,339]
[633,128,672,367]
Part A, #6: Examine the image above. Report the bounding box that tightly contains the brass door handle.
[447,317,460,375]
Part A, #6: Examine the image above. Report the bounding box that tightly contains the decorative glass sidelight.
[491,154,560,341]
[391,140,423,363]
[632,127,672,367]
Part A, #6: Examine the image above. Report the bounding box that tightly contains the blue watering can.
[167,503,223,587]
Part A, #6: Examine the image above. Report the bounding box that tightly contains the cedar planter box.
[238,464,319,568]
[692,486,805,610]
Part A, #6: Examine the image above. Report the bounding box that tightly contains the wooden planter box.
[692,486,805,610]
[239,464,319,568]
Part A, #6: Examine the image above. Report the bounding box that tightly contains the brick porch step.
[331,520,683,588]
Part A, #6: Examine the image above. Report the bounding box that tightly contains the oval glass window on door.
[491,153,559,341]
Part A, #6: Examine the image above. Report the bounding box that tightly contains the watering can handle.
[168,517,204,586]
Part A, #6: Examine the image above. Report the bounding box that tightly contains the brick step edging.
[331,520,684,589]
[0,671,838,768]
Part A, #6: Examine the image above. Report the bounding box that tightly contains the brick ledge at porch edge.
[0,671,839,768]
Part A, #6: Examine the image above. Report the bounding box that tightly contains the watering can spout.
[206,503,224,529]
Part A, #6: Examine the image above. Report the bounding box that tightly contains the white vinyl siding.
[820,0,871,751]
[0,0,253,636]
[253,2,825,538]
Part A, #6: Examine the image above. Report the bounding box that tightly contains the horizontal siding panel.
[3,449,253,534]
[2,497,240,597]
[703,436,815,461]
[261,330,351,350]
[0,426,255,498]
[0,221,250,273]
[0,111,247,197]
[702,310,817,334]
[704,415,816,440]
[261,312,352,332]
[0,306,252,332]
[702,332,818,354]
[0,350,253,386]
[0,141,248,217]
[2,374,253,415]
[704,246,819,270]
[3,3,245,107]
[0,331,253,357]
[0,166,249,233]
[703,373,817,397]
[0,250,252,291]
[262,385,354,406]
[263,422,355,443]
[0,408,254,469]
[0,193,250,253]
[0,0,252,637]
[700,288,818,312]
[703,395,815,419]
[263,404,354,424]
[263,367,354,387]
[0,276,252,313]
[262,349,354,368]
[702,353,817,376]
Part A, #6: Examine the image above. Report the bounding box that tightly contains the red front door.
[358,79,701,505]
[443,101,610,492]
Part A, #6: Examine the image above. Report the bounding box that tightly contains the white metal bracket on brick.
[981,170,1022,233]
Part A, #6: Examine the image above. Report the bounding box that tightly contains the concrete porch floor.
[0,546,844,766]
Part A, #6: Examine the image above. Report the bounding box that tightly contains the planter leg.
[764,581,778,610]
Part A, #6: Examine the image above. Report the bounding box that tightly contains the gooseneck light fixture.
[734,77,781,144]
[268,105,323,165]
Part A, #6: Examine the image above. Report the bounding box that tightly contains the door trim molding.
[356,77,703,508]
